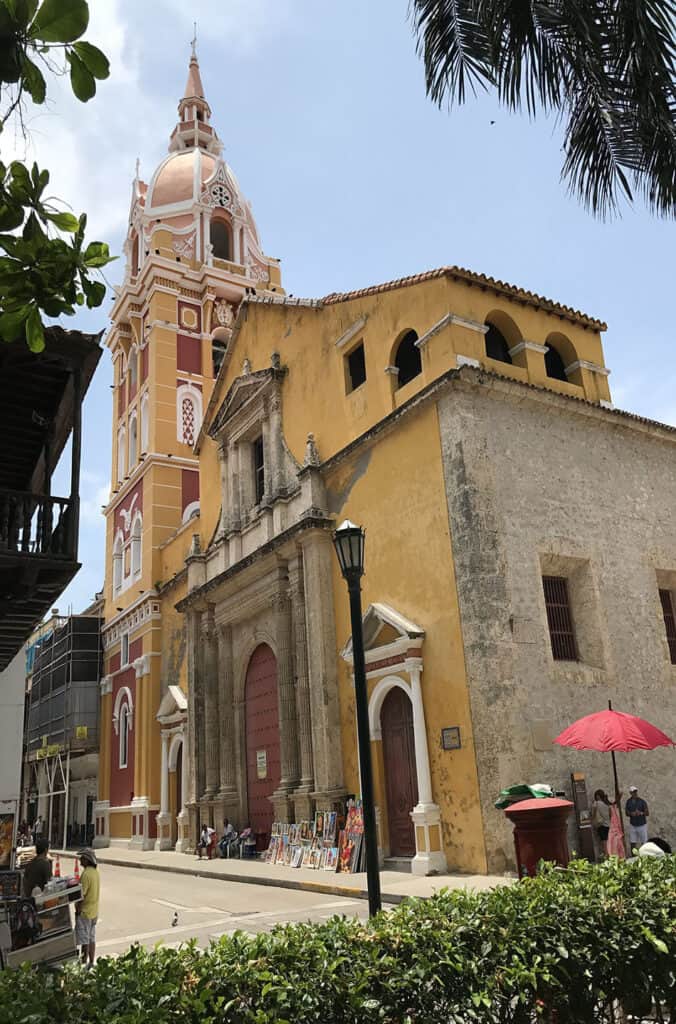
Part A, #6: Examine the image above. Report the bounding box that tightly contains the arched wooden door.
[381,686,418,857]
[245,644,281,848]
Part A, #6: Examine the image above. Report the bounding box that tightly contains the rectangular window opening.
[659,589,676,665]
[542,575,578,661]
[253,436,265,505]
[121,633,129,667]
[345,342,366,393]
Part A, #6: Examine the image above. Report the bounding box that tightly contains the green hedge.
[2,857,675,1024]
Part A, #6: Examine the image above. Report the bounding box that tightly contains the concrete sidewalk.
[54,845,509,905]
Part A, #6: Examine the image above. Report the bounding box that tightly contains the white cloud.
[80,472,110,528]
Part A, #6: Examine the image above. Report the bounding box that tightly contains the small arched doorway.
[244,644,280,848]
[381,686,418,857]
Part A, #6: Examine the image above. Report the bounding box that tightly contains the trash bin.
[504,797,573,878]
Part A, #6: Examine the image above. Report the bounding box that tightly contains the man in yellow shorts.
[75,848,100,967]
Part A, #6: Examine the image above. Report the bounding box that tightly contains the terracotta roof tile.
[321,265,607,332]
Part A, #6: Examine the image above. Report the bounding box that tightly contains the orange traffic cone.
[53,855,60,878]
[73,857,80,882]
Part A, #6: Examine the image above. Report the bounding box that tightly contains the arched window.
[393,330,422,388]
[177,384,202,446]
[545,343,568,382]
[485,323,513,364]
[129,414,138,469]
[113,533,123,594]
[119,702,130,768]
[140,393,149,453]
[131,514,142,577]
[117,426,126,482]
[210,220,231,261]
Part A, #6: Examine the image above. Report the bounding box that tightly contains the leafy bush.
[1,857,675,1024]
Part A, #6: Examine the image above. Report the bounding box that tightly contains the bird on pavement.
[171,912,179,927]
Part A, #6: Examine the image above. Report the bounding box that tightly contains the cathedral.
[95,50,676,874]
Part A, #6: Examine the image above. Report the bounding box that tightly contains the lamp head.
[332,519,365,581]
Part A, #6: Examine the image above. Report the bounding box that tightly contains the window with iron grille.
[542,576,578,661]
[659,589,676,664]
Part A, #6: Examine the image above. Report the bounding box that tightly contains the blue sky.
[16,0,674,612]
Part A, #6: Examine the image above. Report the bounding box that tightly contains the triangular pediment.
[156,685,187,723]
[209,369,272,437]
[341,602,424,661]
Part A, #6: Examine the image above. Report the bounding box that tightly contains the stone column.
[300,530,345,802]
[228,440,240,531]
[203,608,220,799]
[218,443,229,534]
[271,586,299,820]
[217,624,239,817]
[267,389,284,497]
[186,609,203,850]
[406,658,447,876]
[160,732,169,814]
[289,553,314,820]
[156,731,172,851]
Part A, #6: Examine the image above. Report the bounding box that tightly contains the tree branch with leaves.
[410,0,676,218]
[0,0,114,351]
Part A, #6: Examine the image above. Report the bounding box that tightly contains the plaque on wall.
[256,750,267,780]
[441,727,461,751]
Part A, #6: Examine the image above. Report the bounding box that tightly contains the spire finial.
[134,156,140,181]
[191,22,197,61]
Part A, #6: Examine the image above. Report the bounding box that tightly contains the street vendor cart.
[0,866,81,969]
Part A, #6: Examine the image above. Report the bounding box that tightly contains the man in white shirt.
[196,823,215,859]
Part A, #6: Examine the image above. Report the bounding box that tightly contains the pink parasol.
[554,709,674,753]
[554,701,674,840]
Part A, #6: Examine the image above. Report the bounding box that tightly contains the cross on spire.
[191,22,197,61]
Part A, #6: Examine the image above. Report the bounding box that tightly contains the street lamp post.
[332,519,382,917]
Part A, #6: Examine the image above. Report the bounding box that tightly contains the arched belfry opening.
[210,220,231,261]
[393,330,422,388]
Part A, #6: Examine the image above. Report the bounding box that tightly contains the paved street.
[92,864,373,957]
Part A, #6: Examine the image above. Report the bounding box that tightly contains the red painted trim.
[177,334,202,375]
[181,469,199,514]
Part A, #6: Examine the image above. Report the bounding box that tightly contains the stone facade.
[439,367,676,872]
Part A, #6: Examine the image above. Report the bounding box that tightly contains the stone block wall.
[438,371,676,872]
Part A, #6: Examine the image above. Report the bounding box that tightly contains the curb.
[53,850,407,905]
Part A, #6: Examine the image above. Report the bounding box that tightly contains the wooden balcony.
[0,490,76,560]
[0,326,102,671]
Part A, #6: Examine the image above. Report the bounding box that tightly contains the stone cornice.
[176,514,334,612]
[565,359,611,377]
[319,363,676,478]
[105,453,199,515]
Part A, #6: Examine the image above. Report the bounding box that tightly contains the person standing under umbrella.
[591,790,612,858]
[625,786,649,850]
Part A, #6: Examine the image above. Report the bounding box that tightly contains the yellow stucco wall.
[325,402,488,873]
[207,275,609,478]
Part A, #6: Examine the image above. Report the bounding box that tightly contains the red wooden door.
[245,644,280,847]
[381,686,418,857]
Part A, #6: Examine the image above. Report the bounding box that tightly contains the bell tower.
[95,47,283,850]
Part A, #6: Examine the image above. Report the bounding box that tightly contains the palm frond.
[410,0,676,217]
[410,0,494,104]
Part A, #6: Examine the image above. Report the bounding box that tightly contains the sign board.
[256,749,267,780]
[441,727,461,751]
[75,726,88,740]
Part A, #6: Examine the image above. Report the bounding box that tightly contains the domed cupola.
[122,46,283,299]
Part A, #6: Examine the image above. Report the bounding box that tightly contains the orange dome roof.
[147,150,216,209]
